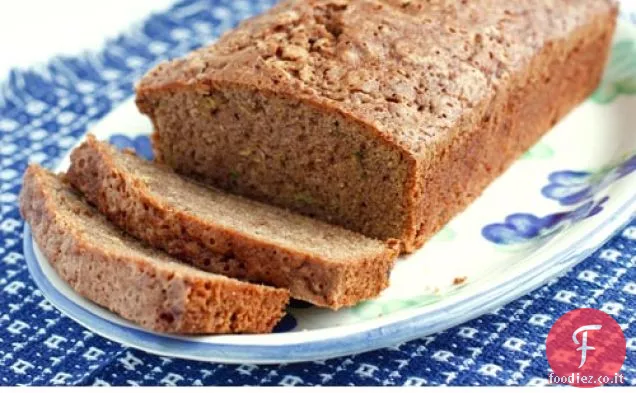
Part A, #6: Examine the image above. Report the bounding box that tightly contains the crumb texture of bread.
[136,0,618,252]
[19,165,288,334]
[67,136,398,309]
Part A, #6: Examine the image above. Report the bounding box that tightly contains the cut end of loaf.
[137,85,415,245]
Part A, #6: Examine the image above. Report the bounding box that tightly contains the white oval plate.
[24,20,636,364]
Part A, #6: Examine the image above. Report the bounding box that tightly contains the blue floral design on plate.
[541,154,636,205]
[482,197,608,245]
[108,134,154,160]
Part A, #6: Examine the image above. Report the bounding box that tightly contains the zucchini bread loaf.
[136,0,618,252]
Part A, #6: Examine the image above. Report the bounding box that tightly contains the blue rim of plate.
[23,193,636,364]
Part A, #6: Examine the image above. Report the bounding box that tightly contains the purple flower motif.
[108,134,153,160]
[542,154,636,206]
[617,154,636,178]
[541,171,594,206]
[482,197,608,245]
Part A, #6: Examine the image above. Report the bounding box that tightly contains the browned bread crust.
[20,165,289,334]
[67,136,398,309]
[136,0,618,252]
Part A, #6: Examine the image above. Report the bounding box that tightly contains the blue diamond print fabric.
[0,0,634,386]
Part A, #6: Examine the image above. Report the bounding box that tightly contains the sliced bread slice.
[20,165,289,334]
[67,135,399,309]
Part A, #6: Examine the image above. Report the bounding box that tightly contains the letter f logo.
[572,324,602,368]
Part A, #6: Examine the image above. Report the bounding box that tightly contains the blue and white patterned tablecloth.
[0,0,634,386]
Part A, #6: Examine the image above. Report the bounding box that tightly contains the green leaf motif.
[591,40,636,104]
[353,295,442,320]
[523,142,554,160]
[431,227,457,242]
